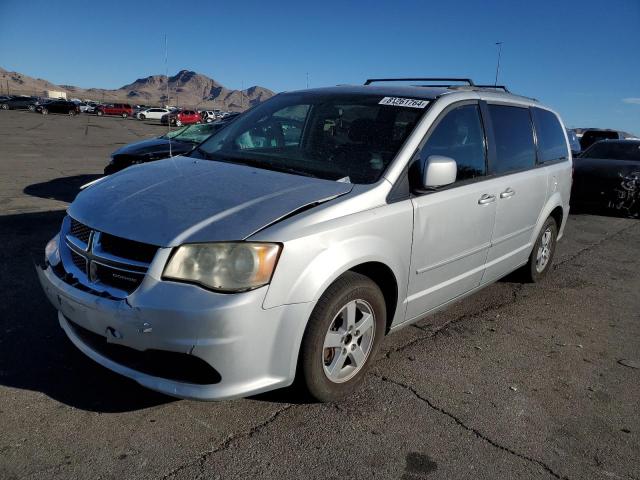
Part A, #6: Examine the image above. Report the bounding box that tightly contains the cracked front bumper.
[36,261,313,401]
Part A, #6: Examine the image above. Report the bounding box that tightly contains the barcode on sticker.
[379,97,429,108]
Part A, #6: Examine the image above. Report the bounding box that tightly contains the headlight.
[45,234,61,267]
[163,242,281,292]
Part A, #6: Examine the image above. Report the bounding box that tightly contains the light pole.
[494,41,503,87]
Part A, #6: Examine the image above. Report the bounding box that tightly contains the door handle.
[478,194,496,205]
[500,188,515,199]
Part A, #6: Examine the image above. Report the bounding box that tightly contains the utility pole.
[494,41,503,87]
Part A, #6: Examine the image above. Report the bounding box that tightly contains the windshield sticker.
[379,97,429,108]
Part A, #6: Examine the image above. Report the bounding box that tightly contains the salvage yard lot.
[0,110,638,479]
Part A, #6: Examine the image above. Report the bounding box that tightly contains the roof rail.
[473,85,510,92]
[364,77,475,86]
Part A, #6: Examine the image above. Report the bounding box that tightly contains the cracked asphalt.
[1,110,639,479]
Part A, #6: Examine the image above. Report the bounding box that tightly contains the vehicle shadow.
[24,174,102,203]
[0,211,174,412]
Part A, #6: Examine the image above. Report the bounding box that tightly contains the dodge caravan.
[37,78,572,402]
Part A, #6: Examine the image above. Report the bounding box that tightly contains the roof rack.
[364,77,475,86]
[474,85,510,92]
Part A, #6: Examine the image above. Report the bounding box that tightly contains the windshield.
[580,142,640,161]
[166,123,222,143]
[162,126,188,139]
[193,92,428,184]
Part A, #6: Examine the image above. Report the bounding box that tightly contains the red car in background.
[161,109,201,126]
[96,103,134,118]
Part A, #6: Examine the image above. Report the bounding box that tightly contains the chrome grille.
[64,217,158,296]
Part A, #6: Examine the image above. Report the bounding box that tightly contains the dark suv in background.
[35,100,81,116]
[0,96,38,111]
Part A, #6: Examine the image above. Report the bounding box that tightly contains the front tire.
[1,104,8,110]
[121,112,128,118]
[521,216,558,282]
[299,272,386,402]
[139,114,146,120]
[96,110,103,116]
[28,105,35,111]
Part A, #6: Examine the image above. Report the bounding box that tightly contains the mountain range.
[0,67,274,111]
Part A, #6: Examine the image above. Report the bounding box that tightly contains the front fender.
[262,203,413,328]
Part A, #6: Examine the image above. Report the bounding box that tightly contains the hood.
[68,156,353,247]
[112,137,193,157]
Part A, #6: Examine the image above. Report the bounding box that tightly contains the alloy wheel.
[536,227,553,272]
[322,299,376,383]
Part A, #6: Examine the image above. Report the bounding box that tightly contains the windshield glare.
[195,93,427,184]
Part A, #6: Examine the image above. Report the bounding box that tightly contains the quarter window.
[488,105,536,174]
[420,104,487,182]
[531,107,568,163]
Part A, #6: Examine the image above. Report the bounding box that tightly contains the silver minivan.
[38,78,572,402]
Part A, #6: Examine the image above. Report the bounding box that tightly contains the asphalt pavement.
[0,110,638,480]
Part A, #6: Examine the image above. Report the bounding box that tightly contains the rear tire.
[299,272,386,402]
[521,216,558,283]
[1,104,8,110]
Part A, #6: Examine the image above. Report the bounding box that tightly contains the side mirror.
[423,155,457,188]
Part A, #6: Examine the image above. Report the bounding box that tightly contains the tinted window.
[488,105,536,174]
[580,142,640,161]
[532,108,568,162]
[421,104,486,182]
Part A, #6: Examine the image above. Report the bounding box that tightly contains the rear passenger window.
[531,108,568,163]
[421,104,486,182]
[488,105,536,174]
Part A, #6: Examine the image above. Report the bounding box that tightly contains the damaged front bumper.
[36,254,313,401]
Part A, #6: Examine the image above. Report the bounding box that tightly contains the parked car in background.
[0,95,38,111]
[35,100,80,116]
[572,139,640,218]
[161,109,200,126]
[75,102,93,113]
[137,107,170,120]
[566,129,581,157]
[105,116,238,174]
[200,110,217,122]
[38,79,571,402]
[579,129,631,151]
[35,100,80,115]
[96,103,134,118]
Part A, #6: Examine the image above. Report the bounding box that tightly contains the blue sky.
[1,0,638,133]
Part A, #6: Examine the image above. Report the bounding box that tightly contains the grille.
[67,319,222,385]
[100,233,157,264]
[70,250,87,272]
[94,263,146,292]
[64,216,159,296]
[70,218,91,243]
